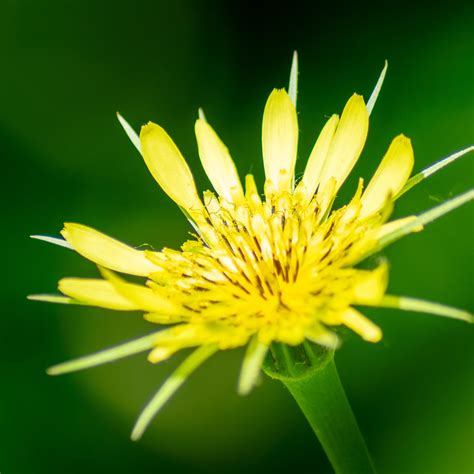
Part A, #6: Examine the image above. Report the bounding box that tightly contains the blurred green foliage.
[1,1,473,473]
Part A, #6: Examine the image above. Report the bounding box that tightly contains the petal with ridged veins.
[318,94,369,193]
[58,278,139,311]
[195,118,244,203]
[262,89,298,192]
[360,134,414,218]
[140,122,204,216]
[300,114,339,199]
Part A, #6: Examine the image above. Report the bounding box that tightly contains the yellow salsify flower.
[30,55,473,441]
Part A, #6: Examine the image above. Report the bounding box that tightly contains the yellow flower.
[30,55,473,440]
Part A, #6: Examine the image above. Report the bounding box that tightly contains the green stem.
[264,344,375,474]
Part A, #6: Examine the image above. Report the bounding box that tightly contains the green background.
[1,1,473,473]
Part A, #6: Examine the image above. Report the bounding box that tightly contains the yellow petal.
[147,325,205,363]
[61,223,159,276]
[237,336,268,395]
[341,307,382,342]
[360,135,414,218]
[59,278,138,311]
[300,114,339,198]
[318,94,369,192]
[305,325,340,349]
[261,89,298,192]
[195,119,244,203]
[140,122,204,215]
[352,262,389,305]
[100,268,177,314]
[144,313,187,324]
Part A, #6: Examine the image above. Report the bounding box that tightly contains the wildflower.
[30,55,473,440]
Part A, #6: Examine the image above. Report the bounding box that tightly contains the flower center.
[147,179,372,344]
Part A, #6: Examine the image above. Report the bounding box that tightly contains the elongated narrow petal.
[59,278,138,311]
[100,267,177,314]
[262,89,298,192]
[360,135,414,218]
[195,119,244,203]
[341,308,382,342]
[300,114,339,198]
[131,345,218,440]
[144,312,187,324]
[378,189,474,248]
[116,112,141,153]
[288,51,298,107]
[379,295,473,323]
[198,108,207,122]
[61,223,159,276]
[397,145,474,198]
[238,336,269,395]
[318,94,369,192]
[375,216,422,241]
[47,331,162,375]
[30,235,72,249]
[346,217,422,266]
[140,122,204,214]
[366,60,388,115]
[28,294,76,305]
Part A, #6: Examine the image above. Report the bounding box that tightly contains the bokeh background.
[1,1,473,473]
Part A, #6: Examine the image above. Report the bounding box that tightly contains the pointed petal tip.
[117,112,142,153]
[198,108,207,122]
[367,62,388,115]
[288,51,298,107]
[30,234,72,249]
[27,294,46,302]
[46,366,59,376]
[395,133,411,142]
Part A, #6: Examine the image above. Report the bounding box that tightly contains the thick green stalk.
[264,343,375,474]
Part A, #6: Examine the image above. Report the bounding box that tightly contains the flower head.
[30,55,473,439]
